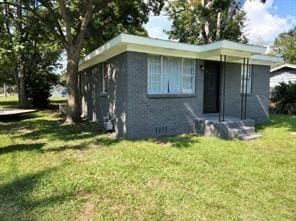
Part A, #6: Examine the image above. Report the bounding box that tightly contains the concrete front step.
[195,117,262,140]
[237,133,262,140]
[232,126,255,136]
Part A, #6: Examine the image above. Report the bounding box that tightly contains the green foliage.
[166,0,247,44]
[272,27,296,64]
[0,7,16,85]
[0,1,62,107]
[25,72,59,108]
[271,82,296,115]
[83,0,164,53]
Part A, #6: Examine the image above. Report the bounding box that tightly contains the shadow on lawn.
[0,112,102,142]
[1,110,202,151]
[0,143,45,155]
[21,119,102,141]
[0,167,75,220]
[45,137,121,152]
[0,99,18,108]
[257,114,296,132]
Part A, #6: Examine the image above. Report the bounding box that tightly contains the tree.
[22,11,61,108]
[0,0,61,107]
[0,0,24,103]
[272,27,296,64]
[166,0,247,44]
[17,0,164,123]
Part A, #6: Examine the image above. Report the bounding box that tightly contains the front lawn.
[0,106,295,220]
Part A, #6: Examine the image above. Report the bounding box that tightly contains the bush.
[271,82,296,115]
[25,71,58,108]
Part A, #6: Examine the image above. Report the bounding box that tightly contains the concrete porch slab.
[195,115,256,139]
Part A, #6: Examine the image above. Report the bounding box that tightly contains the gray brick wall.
[126,52,204,139]
[79,52,128,137]
[223,63,270,123]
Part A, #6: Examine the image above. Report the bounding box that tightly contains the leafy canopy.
[272,27,296,64]
[166,0,247,44]
[0,0,61,107]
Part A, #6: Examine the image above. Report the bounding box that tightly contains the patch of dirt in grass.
[76,195,96,221]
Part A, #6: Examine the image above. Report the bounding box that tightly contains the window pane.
[148,55,161,94]
[241,64,252,94]
[163,57,182,94]
[182,59,195,94]
[183,76,194,93]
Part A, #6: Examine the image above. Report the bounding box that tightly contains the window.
[148,55,195,95]
[241,64,252,94]
[148,55,162,93]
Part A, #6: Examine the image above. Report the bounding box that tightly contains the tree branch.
[20,0,67,47]
[74,0,112,52]
[58,0,73,46]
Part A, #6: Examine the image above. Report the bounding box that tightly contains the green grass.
[0,99,296,220]
[0,95,66,109]
[0,95,19,108]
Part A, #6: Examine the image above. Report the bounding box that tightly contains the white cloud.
[243,0,296,45]
[144,15,171,39]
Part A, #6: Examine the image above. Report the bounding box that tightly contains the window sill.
[147,94,196,99]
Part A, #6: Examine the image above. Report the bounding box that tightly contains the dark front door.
[203,61,220,113]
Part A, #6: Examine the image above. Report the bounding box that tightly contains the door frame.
[203,61,220,114]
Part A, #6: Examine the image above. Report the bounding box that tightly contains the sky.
[144,0,296,46]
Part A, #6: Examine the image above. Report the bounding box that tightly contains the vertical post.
[219,55,222,122]
[244,58,249,120]
[222,55,226,121]
[240,58,245,120]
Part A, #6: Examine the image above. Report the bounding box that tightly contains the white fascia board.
[270,63,296,72]
[121,34,266,55]
[198,40,266,54]
[251,54,283,65]
[79,34,124,65]
[78,34,279,71]
[120,34,202,53]
[222,40,267,54]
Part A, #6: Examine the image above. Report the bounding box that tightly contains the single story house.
[270,63,296,88]
[78,34,282,139]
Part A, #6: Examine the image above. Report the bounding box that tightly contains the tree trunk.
[18,63,29,108]
[16,0,29,108]
[65,49,81,123]
[216,12,222,40]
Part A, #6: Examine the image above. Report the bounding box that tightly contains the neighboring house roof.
[270,63,296,88]
[270,63,296,73]
[79,33,283,71]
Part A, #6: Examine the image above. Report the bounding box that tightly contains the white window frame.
[182,58,196,94]
[147,55,162,94]
[147,55,196,95]
[241,64,252,95]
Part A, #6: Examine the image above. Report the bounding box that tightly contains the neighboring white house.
[270,64,296,88]
[50,84,67,97]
